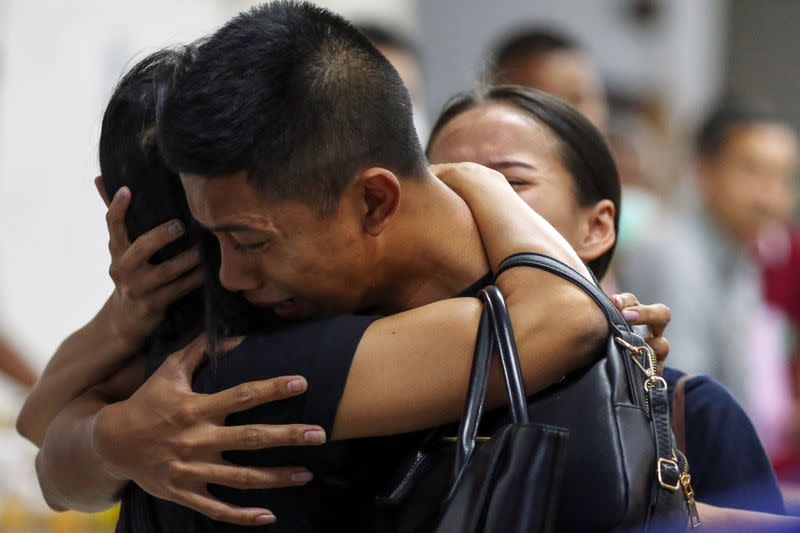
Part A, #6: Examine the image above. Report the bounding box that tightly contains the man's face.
[181,171,376,319]
[699,123,798,246]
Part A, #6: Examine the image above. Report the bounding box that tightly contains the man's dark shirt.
[663,367,785,514]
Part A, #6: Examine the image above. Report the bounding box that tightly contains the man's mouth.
[272,298,296,312]
[245,295,308,319]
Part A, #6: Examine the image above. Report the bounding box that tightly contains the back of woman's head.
[99,46,205,342]
[427,85,620,278]
[100,47,199,255]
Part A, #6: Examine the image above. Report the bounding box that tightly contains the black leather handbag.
[375,253,697,532]
[492,253,697,531]
[434,285,569,532]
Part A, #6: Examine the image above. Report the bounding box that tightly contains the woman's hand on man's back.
[91,334,326,526]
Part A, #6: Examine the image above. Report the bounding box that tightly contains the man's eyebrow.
[197,222,264,233]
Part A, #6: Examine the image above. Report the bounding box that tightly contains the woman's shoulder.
[194,314,382,411]
[241,313,381,354]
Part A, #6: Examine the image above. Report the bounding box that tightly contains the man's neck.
[368,172,492,313]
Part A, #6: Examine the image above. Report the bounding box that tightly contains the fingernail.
[254,514,276,524]
[291,471,313,484]
[612,295,622,307]
[115,187,128,200]
[623,309,639,322]
[287,378,307,393]
[169,221,184,236]
[304,430,326,444]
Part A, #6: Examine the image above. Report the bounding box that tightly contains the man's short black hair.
[488,26,581,78]
[696,101,783,159]
[159,1,426,213]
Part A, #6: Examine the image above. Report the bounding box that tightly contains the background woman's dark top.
[663,367,785,514]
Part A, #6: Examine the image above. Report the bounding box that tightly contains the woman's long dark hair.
[98,46,275,361]
[427,85,621,279]
[99,47,205,349]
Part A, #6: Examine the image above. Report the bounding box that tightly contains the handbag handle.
[454,285,530,476]
[495,253,658,383]
[495,252,632,339]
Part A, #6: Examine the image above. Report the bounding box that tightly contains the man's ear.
[94,175,112,207]
[574,199,616,263]
[355,168,401,236]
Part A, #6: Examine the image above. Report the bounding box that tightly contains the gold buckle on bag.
[657,457,681,491]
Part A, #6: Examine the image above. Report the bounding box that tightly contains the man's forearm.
[36,391,127,512]
[18,297,138,446]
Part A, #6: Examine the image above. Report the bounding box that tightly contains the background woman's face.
[427,102,587,250]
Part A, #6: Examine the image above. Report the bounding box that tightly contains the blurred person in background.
[357,23,430,143]
[0,279,37,390]
[487,26,608,133]
[756,107,800,494]
[603,92,675,261]
[616,103,799,460]
[0,334,37,390]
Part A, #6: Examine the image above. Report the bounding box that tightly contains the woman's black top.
[116,314,382,532]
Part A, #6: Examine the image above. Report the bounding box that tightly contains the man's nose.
[218,249,261,292]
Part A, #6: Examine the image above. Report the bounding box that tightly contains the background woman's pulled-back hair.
[158,0,427,214]
[427,85,621,279]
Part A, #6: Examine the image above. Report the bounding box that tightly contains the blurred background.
[0,0,798,530]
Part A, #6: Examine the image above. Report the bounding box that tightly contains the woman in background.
[425,84,789,522]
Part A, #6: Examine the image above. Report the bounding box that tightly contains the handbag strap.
[495,252,631,338]
[454,300,493,475]
[454,285,530,476]
[649,382,682,489]
[484,285,529,424]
